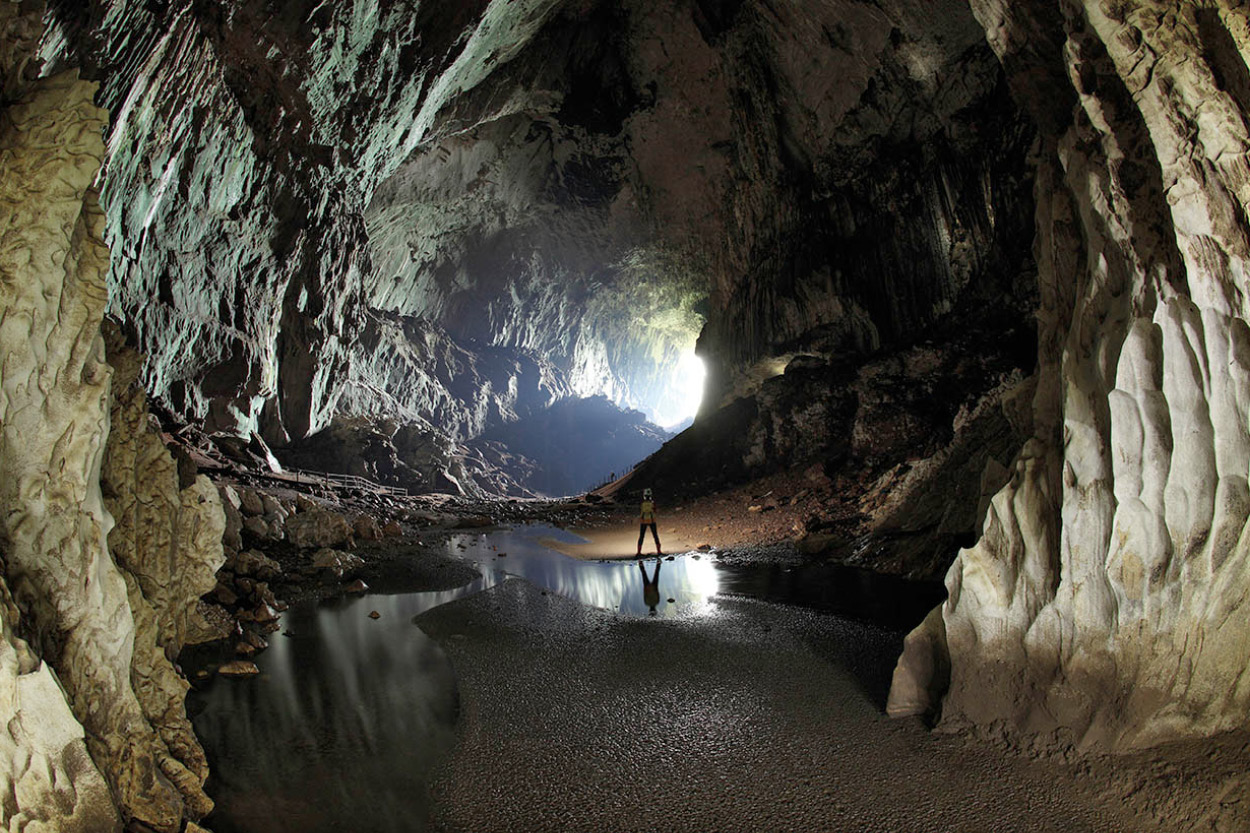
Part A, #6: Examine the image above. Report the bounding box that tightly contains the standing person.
[637,488,662,557]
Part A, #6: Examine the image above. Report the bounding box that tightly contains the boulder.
[260,493,286,520]
[242,515,271,540]
[210,581,238,607]
[239,488,265,517]
[312,548,365,580]
[353,514,383,541]
[287,509,353,549]
[218,484,244,552]
[231,549,281,581]
[217,660,259,678]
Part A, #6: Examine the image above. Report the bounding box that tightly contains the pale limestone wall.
[0,68,124,830]
[892,1,1250,751]
[0,67,219,830]
[101,323,226,821]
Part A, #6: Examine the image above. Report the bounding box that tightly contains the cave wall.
[39,0,1039,472]
[687,0,1038,407]
[891,0,1250,751]
[0,7,225,828]
[44,0,705,452]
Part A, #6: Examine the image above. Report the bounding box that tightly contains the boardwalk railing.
[268,468,409,497]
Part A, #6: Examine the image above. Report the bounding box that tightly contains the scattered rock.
[211,581,239,606]
[696,543,712,551]
[381,519,404,537]
[251,603,279,624]
[312,548,365,580]
[218,485,244,551]
[231,549,281,580]
[217,660,260,678]
[345,579,369,594]
[242,515,268,539]
[260,493,286,519]
[368,610,381,619]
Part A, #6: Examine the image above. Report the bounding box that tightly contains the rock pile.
[192,482,406,669]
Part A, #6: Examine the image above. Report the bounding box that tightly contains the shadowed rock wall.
[891,0,1250,751]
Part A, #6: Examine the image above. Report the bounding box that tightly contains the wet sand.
[415,578,1167,833]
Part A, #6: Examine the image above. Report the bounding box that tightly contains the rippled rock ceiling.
[42,0,1031,457]
[5,0,1250,829]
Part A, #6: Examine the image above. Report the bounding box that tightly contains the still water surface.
[189,525,941,833]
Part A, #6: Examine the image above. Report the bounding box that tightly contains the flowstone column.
[891,0,1250,750]
[0,69,214,830]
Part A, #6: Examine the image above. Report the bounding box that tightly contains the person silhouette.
[639,557,661,615]
[636,487,662,557]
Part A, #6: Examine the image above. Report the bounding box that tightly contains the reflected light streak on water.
[444,525,721,618]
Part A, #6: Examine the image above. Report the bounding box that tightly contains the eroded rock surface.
[0,21,225,826]
[0,65,172,829]
[101,324,226,820]
[892,1,1250,751]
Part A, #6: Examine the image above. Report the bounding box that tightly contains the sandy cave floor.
[204,480,1250,832]
[413,575,1246,833]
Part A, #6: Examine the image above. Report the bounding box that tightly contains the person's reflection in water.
[640,558,662,616]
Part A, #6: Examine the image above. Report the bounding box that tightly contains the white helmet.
[643,488,653,499]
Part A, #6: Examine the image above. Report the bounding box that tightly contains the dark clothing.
[638,522,661,553]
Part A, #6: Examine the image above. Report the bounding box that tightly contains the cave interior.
[3,0,1250,830]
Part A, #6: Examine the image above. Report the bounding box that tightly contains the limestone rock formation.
[40,0,1036,504]
[0,25,225,826]
[0,582,120,832]
[101,323,226,820]
[891,1,1250,751]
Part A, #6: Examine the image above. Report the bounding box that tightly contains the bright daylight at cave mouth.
[4,2,1248,832]
[656,350,706,430]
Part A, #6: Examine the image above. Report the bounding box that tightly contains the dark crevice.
[1198,9,1250,134]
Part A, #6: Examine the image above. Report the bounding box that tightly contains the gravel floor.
[415,578,1161,833]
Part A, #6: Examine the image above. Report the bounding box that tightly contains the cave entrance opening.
[654,349,706,431]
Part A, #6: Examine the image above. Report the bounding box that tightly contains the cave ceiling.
[39,0,1035,447]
